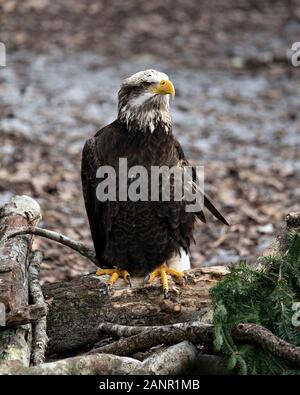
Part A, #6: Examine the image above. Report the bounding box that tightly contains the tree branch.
[89,321,214,356]
[7,227,97,265]
[98,321,213,338]
[232,323,300,367]
[95,321,300,368]
[29,250,48,365]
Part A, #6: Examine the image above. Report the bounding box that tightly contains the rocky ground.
[0,0,299,283]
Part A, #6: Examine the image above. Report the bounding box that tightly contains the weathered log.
[0,341,198,375]
[43,266,229,357]
[0,353,141,375]
[0,196,41,366]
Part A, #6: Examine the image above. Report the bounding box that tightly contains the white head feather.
[118,69,172,133]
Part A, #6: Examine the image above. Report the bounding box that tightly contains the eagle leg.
[95,268,132,288]
[144,264,185,299]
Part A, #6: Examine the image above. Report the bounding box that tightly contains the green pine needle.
[210,231,300,375]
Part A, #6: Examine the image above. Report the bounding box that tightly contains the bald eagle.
[81,69,228,298]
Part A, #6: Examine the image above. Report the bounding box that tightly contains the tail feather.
[197,210,206,223]
[204,195,229,226]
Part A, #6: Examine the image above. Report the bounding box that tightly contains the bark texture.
[43,266,228,356]
[0,196,41,366]
[29,250,48,365]
[0,341,198,375]
[0,353,141,375]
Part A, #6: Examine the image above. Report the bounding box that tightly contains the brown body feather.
[81,119,228,275]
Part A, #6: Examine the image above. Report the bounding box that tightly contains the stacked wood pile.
[0,195,299,374]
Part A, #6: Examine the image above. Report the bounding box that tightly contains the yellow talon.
[145,264,185,298]
[108,271,119,287]
[160,267,168,291]
[95,268,131,288]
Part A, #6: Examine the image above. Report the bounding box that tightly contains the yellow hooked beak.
[152,79,175,98]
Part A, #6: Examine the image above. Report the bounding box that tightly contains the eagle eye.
[142,81,152,87]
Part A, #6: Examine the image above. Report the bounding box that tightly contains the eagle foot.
[95,268,132,288]
[144,264,185,299]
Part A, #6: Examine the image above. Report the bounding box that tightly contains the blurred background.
[0,0,299,284]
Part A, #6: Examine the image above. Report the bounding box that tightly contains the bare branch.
[90,321,214,356]
[232,323,300,368]
[29,250,48,365]
[97,321,300,368]
[98,321,213,338]
[7,227,97,265]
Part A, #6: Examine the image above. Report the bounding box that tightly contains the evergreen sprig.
[210,232,300,375]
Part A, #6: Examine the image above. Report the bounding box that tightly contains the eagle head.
[118,69,175,133]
